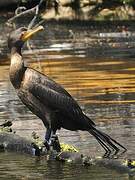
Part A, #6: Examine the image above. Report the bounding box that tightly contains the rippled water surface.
[0,17,135,179]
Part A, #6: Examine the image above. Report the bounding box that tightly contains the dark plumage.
[8,27,126,157]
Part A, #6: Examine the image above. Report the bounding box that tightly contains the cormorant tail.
[84,114,96,126]
[88,125,127,157]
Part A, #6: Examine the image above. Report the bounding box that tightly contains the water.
[0,153,130,180]
[0,17,135,179]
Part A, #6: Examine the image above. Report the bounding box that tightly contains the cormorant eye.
[20,32,26,40]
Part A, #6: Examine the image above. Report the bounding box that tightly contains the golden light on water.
[31,55,135,105]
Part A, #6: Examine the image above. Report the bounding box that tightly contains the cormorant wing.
[27,68,95,126]
[29,68,73,98]
[29,82,83,121]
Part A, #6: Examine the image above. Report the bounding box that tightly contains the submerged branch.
[6,0,46,27]
[28,0,45,29]
[6,7,36,26]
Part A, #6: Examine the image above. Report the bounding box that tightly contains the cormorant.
[8,26,126,157]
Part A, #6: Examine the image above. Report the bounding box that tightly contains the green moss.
[60,143,79,152]
[123,159,135,169]
[0,127,12,133]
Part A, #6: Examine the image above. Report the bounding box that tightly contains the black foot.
[50,135,61,152]
[44,139,50,151]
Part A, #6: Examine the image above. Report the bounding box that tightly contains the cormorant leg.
[45,128,51,142]
[50,130,61,152]
[44,128,51,151]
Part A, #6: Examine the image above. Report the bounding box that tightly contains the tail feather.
[84,114,96,126]
[88,126,127,157]
[94,128,126,151]
[93,128,120,152]
[89,128,112,154]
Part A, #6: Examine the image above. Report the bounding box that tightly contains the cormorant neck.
[10,46,26,89]
[11,46,22,56]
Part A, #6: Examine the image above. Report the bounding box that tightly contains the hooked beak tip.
[21,25,44,41]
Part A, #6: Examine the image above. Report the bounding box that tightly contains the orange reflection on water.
[31,55,135,105]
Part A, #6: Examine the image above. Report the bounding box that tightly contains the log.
[0,123,134,177]
[0,132,34,154]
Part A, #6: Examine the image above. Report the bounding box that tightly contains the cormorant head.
[8,26,44,51]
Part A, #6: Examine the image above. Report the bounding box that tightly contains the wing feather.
[26,68,95,126]
[29,82,83,121]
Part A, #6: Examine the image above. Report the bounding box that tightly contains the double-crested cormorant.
[8,26,126,157]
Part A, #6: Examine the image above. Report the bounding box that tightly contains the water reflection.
[0,18,135,179]
[0,153,130,180]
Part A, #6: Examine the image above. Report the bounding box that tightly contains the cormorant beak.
[21,26,44,41]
